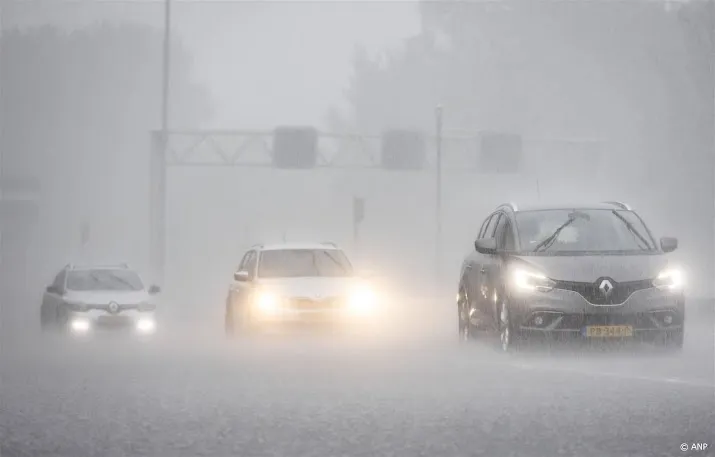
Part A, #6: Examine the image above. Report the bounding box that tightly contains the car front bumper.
[248,307,379,332]
[509,287,685,340]
[67,310,157,335]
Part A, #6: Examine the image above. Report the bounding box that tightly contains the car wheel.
[661,329,684,352]
[40,308,51,332]
[225,301,238,338]
[457,286,473,343]
[498,302,520,353]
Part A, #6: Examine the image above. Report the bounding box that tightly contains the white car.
[224,242,380,336]
[40,263,160,336]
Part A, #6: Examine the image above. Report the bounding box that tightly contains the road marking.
[511,362,715,389]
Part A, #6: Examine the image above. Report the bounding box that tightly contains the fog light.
[534,315,544,326]
[663,315,673,325]
[136,318,156,334]
[70,318,91,333]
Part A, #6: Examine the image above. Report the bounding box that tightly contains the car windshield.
[66,269,144,291]
[257,249,354,278]
[515,209,657,254]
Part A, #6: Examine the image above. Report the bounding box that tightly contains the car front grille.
[555,311,682,330]
[288,297,341,311]
[552,278,653,305]
[86,304,137,312]
[557,313,653,329]
[97,315,134,327]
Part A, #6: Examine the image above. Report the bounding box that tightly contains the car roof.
[255,242,342,252]
[497,201,632,213]
[65,263,131,271]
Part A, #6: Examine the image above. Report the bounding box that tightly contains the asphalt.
[0,307,713,457]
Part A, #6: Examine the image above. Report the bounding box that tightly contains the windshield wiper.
[99,272,138,291]
[533,212,588,252]
[611,210,651,250]
[320,250,349,275]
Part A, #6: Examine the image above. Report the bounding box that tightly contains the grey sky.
[5,0,421,129]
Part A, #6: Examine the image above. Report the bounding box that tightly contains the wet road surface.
[1,314,713,457]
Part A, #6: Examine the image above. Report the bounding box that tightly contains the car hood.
[63,290,150,305]
[512,254,669,283]
[255,277,359,299]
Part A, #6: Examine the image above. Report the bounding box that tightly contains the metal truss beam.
[148,128,607,284]
[154,129,497,170]
[153,129,606,171]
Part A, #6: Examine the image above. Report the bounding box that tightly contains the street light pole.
[155,0,171,285]
[161,0,171,137]
[435,105,444,286]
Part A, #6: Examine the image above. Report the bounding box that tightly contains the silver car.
[40,264,161,336]
[224,242,380,336]
[458,201,685,352]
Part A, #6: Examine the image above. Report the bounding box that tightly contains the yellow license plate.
[585,325,633,338]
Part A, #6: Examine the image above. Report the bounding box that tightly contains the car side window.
[52,270,66,291]
[244,251,258,277]
[238,252,251,271]
[495,215,516,251]
[484,213,501,238]
[478,215,493,238]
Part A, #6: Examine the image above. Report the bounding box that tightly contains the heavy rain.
[0,1,713,456]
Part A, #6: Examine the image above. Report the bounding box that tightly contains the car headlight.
[511,268,555,293]
[653,268,685,291]
[348,285,377,315]
[70,317,91,333]
[255,291,280,314]
[136,318,156,334]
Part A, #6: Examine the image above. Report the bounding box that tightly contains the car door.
[464,214,490,305]
[42,269,67,325]
[229,251,253,307]
[484,212,517,329]
[474,213,502,323]
[470,213,500,324]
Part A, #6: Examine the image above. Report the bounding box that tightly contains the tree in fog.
[339,1,712,144]
[1,23,213,281]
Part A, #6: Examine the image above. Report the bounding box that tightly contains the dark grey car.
[457,201,684,352]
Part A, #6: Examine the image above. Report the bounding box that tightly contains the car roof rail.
[322,241,338,247]
[602,201,631,211]
[497,202,518,212]
[249,243,264,250]
[66,262,130,270]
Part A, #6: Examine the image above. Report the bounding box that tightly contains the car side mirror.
[234,271,250,282]
[148,285,161,295]
[474,237,498,255]
[660,237,678,253]
[45,285,55,294]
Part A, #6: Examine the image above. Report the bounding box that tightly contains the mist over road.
[1,301,712,457]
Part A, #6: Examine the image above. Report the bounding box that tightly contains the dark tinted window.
[483,213,501,238]
[66,269,144,291]
[478,215,492,238]
[52,270,66,290]
[495,215,516,250]
[515,209,656,253]
[258,249,353,278]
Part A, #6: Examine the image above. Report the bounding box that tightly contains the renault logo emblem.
[599,279,614,297]
[108,301,120,314]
